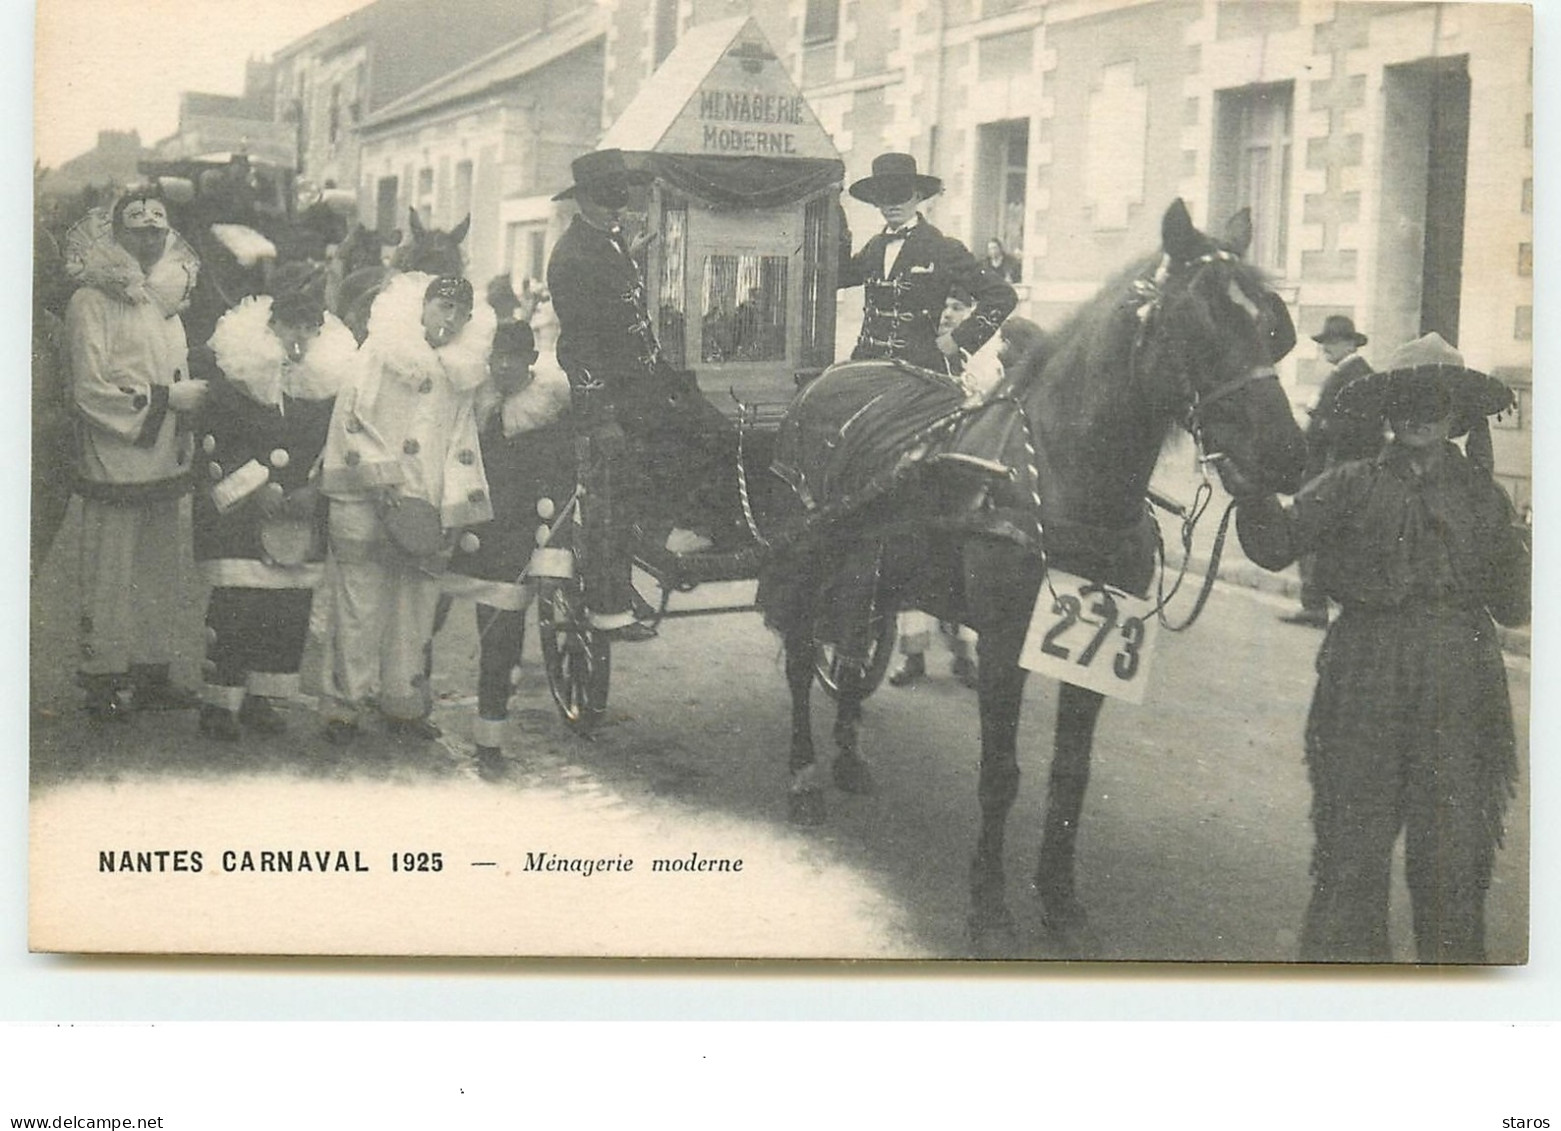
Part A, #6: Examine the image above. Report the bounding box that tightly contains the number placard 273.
[1018,569,1158,704]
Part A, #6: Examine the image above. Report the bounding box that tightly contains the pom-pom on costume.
[442,323,575,757]
[318,272,496,730]
[191,295,357,730]
[63,205,202,715]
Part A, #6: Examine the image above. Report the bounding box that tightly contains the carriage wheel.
[538,578,610,735]
[813,611,897,700]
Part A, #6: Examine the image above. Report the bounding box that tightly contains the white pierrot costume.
[318,271,499,726]
[320,271,496,528]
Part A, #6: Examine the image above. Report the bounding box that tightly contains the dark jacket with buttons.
[187,299,355,583]
[840,215,1017,372]
[546,215,665,429]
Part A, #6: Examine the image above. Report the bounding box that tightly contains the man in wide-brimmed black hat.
[1223,332,1529,964]
[546,148,742,640]
[1281,313,1379,627]
[839,152,1015,372]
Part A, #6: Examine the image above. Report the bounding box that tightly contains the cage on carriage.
[527,17,895,732]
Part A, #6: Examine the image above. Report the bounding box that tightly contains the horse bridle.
[1126,247,1284,629]
[1128,248,1283,457]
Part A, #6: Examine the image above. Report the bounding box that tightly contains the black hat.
[1311,314,1368,347]
[848,153,944,206]
[425,274,474,310]
[1336,333,1513,438]
[268,262,327,326]
[491,319,538,360]
[552,149,654,206]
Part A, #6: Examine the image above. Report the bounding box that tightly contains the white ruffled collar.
[362,271,496,391]
[64,207,199,317]
[209,295,359,407]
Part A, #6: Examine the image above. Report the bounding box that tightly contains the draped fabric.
[643,153,843,210]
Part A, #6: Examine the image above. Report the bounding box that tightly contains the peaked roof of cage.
[598,16,840,161]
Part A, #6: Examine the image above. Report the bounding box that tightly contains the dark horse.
[335,209,470,342]
[759,200,1308,938]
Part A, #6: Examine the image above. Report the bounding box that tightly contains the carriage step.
[633,542,766,587]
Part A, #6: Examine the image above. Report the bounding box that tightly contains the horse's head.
[339,223,401,275]
[1143,199,1307,494]
[394,208,469,276]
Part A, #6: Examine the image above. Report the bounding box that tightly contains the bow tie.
[883,227,911,242]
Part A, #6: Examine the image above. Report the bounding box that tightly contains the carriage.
[522,17,899,734]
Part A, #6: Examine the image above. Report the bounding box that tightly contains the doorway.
[1376,56,1470,347]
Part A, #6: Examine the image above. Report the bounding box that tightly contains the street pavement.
[30,498,1530,963]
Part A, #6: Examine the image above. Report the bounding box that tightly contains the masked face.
[271,318,320,363]
[422,296,471,347]
[876,191,923,231]
[488,347,536,396]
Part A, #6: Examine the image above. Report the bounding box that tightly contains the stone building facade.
[598,0,1532,507]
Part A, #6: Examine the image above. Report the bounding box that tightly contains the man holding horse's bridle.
[839,152,1016,373]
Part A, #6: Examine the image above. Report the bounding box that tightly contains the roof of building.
[599,16,839,161]
[359,5,605,133]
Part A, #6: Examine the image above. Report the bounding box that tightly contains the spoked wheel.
[813,610,896,700]
[538,578,611,734]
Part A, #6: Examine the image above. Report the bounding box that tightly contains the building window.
[328,84,341,145]
[803,0,840,45]
[653,0,679,68]
[505,221,549,288]
[1519,242,1532,277]
[976,119,1028,261]
[375,176,399,235]
[1213,82,1293,272]
[416,167,435,227]
[453,160,473,220]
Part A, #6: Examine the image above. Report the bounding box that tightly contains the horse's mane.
[1007,253,1160,434]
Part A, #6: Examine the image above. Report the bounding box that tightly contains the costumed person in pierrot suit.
[318,273,496,743]
[839,152,1016,372]
[1220,333,1530,964]
[189,265,358,740]
[1281,314,1381,628]
[63,189,207,720]
[441,320,574,780]
[547,148,742,640]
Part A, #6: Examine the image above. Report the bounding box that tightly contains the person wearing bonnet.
[318,271,496,744]
[436,319,574,779]
[1220,332,1530,963]
[64,187,207,720]
[188,263,358,741]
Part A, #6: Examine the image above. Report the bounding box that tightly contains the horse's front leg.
[784,623,826,825]
[830,665,873,795]
[969,625,1028,934]
[1033,681,1105,931]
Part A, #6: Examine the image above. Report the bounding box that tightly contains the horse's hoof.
[1032,884,1099,954]
[832,753,874,795]
[966,904,1017,955]
[788,788,827,826]
[1031,882,1089,933]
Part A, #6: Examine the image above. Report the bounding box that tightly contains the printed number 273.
[1039,589,1146,681]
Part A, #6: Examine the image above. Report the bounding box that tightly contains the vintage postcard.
[30,0,1532,962]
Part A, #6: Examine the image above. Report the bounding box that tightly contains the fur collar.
[209,295,359,407]
[487,363,572,437]
[363,271,496,392]
[64,207,199,317]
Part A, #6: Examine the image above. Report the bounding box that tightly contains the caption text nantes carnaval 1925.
[95,849,746,877]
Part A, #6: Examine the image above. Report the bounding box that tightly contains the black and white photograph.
[28,0,1534,964]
